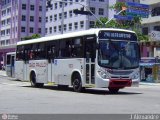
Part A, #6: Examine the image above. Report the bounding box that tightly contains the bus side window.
[16,45,25,61]
[47,41,58,59]
[71,37,83,58]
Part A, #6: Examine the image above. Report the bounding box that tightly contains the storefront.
[140,57,160,83]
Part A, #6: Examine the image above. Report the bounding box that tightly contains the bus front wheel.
[72,73,84,92]
[30,72,44,88]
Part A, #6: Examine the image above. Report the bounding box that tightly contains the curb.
[140,82,160,86]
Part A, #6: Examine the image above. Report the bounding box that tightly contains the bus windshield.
[98,40,139,69]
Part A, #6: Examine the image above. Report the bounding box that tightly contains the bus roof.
[17,28,136,46]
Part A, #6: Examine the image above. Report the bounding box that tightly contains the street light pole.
[105,7,127,26]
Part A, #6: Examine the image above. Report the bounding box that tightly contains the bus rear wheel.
[108,88,119,94]
[72,73,84,92]
[30,72,44,88]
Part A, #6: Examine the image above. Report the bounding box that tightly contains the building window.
[90,7,95,14]
[30,5,34,11]
[74,22,78,30]
[80,21,84,28]
[1,30,5,36]
[64,0,67,6]
[22,15,26,21]
[49,27,52,34]
[142,27,148,35]
[64,12,67,19]
[45,28,48,34]
[54,26,57,32]
[30,27,34,33]
[39,6,42,11]
[21,27,25,32]
[22,4,26,10]
[7,7,11,14]
[30,16,34,22]
[6,29,10,35]
[39,17,42,22]
[64,24,67,31]
[59,25,62,32]
[7,18,11,24]
[151,7,160,16]
[38,28,41,34]
[2,20,5,26]
[99,8,104,15]
[50,4,53,10]
[69,23,72,31]
[46,17,48,22]
[59,2,62,8]
[54,3,57,9]
[59,13,62,19]
[69,10,72,17]
[154,26,160,31]
[50,15,52,22]
[54,14,57,21]
[89,21,95,28]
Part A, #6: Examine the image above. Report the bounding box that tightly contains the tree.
[95,2,149,41]
[21,34,41,41]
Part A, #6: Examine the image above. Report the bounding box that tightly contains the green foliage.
[95,2,148,41]
[21,34,41,41]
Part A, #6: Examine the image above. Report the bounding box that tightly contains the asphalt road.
[0,76,160,114]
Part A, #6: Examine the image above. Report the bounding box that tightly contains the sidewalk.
[0,70,7,77]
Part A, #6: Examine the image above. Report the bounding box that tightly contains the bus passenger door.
[47,42,58,83]
[84,36,96,85]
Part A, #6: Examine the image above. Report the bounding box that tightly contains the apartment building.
[0,0,46,69]
[45,0,139,36]
[140,0,160,57]
[45,0,109,36]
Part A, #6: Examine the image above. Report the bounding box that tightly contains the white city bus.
[15,28,140,93]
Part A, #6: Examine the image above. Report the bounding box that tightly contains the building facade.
[45,0,140,36]
[0,0,46,69]
[45,0,109,36]
[140,0,160,82]
[141,0,160,57]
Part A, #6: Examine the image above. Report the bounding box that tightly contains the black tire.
[30,72,44,88]
[72,74,84,92]
[108,88,119,94]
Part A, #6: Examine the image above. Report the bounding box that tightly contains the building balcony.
[142,16,160,24]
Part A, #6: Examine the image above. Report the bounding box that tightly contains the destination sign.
[98,31,137,41]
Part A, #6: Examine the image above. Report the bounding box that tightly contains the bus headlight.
[98,70,110,79]
[131,72,139,79]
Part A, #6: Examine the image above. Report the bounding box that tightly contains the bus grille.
[109,79,132,88]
